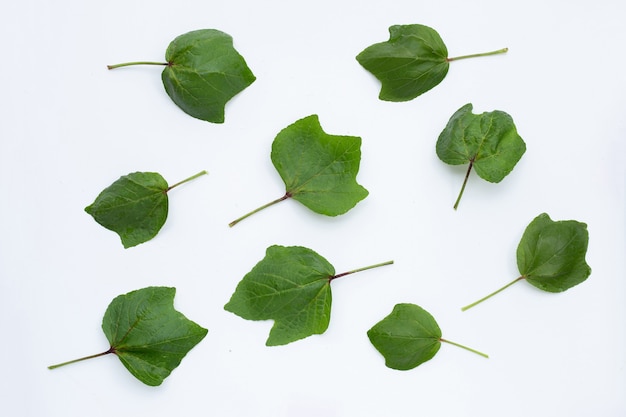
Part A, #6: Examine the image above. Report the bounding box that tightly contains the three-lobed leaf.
[356,24,507,102]
[436,103,526,209]
[49,287,208,386]
[85,171,206,248]
[368,303,488,370]
[224,245,393,345]
[462,213,591,310]
[229,115,369,226]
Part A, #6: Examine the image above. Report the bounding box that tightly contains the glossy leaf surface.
[368,303,488,370]
[356,24,507,101]
[436,103,526,209]
[85,171,206,248]
[162,29,256,122]
[229,115,368,226]
[224,245,393,345]
[462,213,591,310]
[49,287,208,386]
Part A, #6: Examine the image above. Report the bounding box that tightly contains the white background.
[1,0,625,416]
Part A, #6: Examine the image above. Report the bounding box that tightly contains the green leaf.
[368,303,488,371]
[462,213,591,311]
[108,29,256,123]
[224,245,393,346]
[85,170,207,248]
[436,103,526,209]
[48,287,208,386]
[356,24,507,101]
[229,115,369,227]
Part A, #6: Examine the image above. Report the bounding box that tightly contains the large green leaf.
[48,287,208,386]
[229,115,369,226]
[224,245,393,346]
[368,303,487,370]
[85,170,206,248]
[356,24,507,102]
[108,29,256,123]
[436,103,526,209]
[462,213,591,311]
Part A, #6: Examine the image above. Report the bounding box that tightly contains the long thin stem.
[107,61,169,70]
[453,160,474,210]
[166,170,208,192]
[330,260,394,281]
[229,194,290,227]
[461,276,525,311]
[447,47,508,62]
[440,338,489,358]
[48,348,115,370]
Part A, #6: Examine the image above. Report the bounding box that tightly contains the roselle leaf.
[368,303,488,371]
[356,24,507,101]
[462,213,591,311]
[48,287,208,386]
[85,170,207,248]
[436,103,526,209]
[108,29,256,123]
[229,115,369,226]
[224,245,393,346]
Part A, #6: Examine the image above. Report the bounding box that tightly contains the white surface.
[1,0,625,416]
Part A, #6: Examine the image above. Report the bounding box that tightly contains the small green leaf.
[108,29,256,123]
[229,115,369,226]
[224,245,393,346]
[356,24,507,101]
[368,303,488,370]
[436,103,526,209]
[462,213,591,311]
[85,170,207,248]
[48,287,208,386]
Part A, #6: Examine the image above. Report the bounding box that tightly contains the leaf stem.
[440,338,489,358]
[107,61,169,70]
[453,160,474,210]
[330,260,394,281]
[166,170,208,192]
[447,47,508,62]
[461,276,526,311]
[229,194,291,227]
[48,347,115,370]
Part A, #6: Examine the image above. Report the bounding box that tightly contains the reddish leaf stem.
[330,260,394,282]
[48,347,116,370]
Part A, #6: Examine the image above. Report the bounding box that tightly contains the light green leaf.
[85,170,207,248]
[368,303,488,370]
[224,245,393,346]
[462,213,591,311]
[356,24,507,101]
[229,115,369,226]
[436,103,526,209]
[48,287,208,386]
[108,29,256,123]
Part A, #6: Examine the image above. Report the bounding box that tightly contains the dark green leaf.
[108,29,255,123]
[436,103,526,209]
[48,287,208,386]
[224,245,393,346]
[368,303,488,370]
[356,24,507,101]
[229,115,369,226]
[85,170,207,248]
[462,213,591,310]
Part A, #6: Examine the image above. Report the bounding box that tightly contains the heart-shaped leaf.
[224,245,393,346]
[48,287,208,386]
[462,213,591,311]
[356,24,507,101]
[85,170,207,248]
[229,115,369,226]
[436,103,526,209]
[368,303,488,370]
[108,29,256,123]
